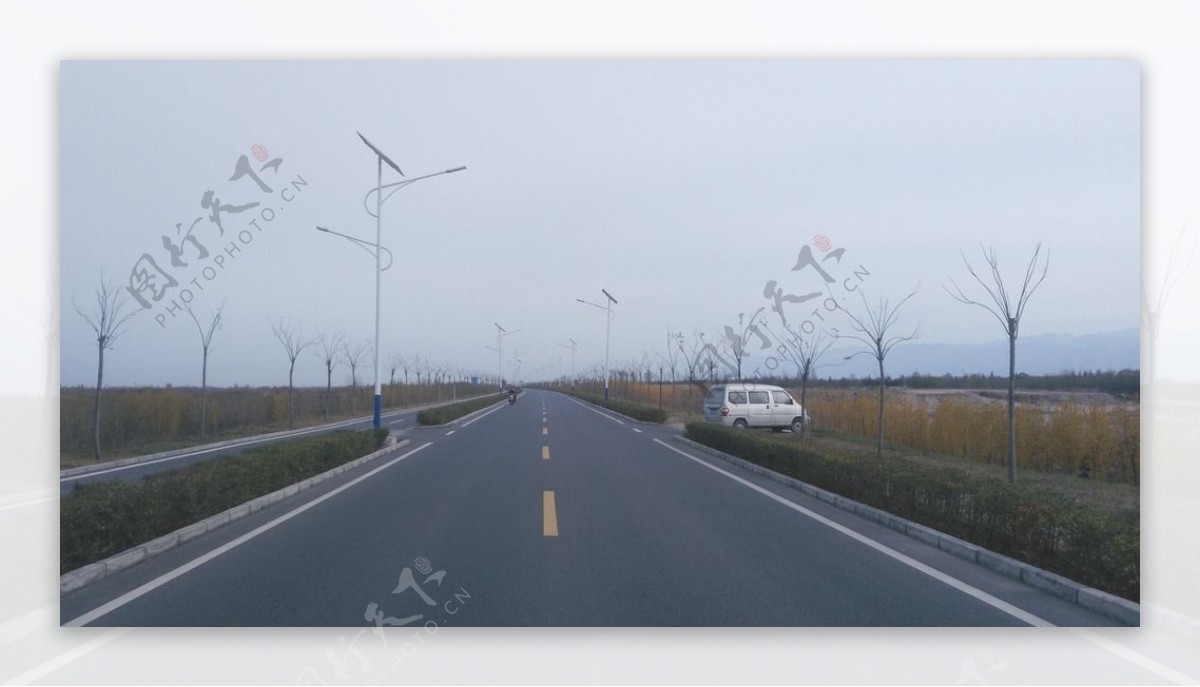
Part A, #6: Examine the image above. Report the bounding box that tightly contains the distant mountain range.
[746,328,1140,379]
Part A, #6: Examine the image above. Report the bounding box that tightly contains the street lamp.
[494,323,520,390]
[558,338,577,387]
[315,226,395,270]
[576,289,618,400]
[340,131,465,429]
[511,349,525,386]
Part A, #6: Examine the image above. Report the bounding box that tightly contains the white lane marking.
[1069,628,1196,684]
[632,428,642,434]
[459,403,507,428]
[0,495,56,512]
[3,628,131,685]
[565,396,624,425]
[445,430,456,436]
[650,438,1054,628]
[64,442,435,627]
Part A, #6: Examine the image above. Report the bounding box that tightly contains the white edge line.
[0,496,57,513]
[459,403,507,428]
[445,430,456,436]
[3,628,131,686]
[650,438,1053,628]
[632,428,642,434]
[565,396,625,425]
[63,442,434,627]
[1069,628,1197,685]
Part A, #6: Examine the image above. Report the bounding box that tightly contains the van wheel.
[791,417,805,433]
[732,419,748,429]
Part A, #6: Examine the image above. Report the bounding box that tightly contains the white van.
[703,383,809,432]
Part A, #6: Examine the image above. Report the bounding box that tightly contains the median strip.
[65,441,434,626]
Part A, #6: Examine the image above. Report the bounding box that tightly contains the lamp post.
[558,338,577,387]
[494,323,520,390]
[348,132,465,429]
[576,289,618,400]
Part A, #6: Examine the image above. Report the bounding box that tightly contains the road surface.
[60,390,1122,627]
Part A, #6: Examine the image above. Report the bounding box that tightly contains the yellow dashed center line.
[543,491,559,536]
[542,445,550,460]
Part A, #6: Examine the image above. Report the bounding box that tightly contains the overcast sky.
[59,60,1139,388]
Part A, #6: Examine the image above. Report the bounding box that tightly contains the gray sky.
[59,60,1139,388]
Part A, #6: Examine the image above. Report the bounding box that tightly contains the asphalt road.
[60,389,1123,627]
[58,397,487,496]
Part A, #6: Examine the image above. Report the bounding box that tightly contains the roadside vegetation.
[564,372,1139,487]
[60,382,487,467]
[562,389,669,424]
[60,429,387,574]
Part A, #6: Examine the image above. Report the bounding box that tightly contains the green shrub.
[417,394,505,425]
[684,422,1139,601]
[61,428,387,573]
[564,391,668,424]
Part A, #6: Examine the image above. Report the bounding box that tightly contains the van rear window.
[704,387,724,404]
[728,391,747,404]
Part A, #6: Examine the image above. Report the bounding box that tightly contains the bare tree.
[271,318,316,428]
[344,339,372,416]
[720,307,769,380]
[836,285,921,458]
[387,352,403,406]
[656,330,682,386]
[680,333,702,384]
[317,329,346,421]
[945,245,1049,483]
[72,275,139,460]
[761,319,835,437]
[1142,225,1195,397]
[185,301,225,438]
[394,353,415,405]
[17,279,59,398]
[412,354,425,388]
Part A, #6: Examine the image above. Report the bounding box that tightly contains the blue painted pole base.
[373,394,383,428]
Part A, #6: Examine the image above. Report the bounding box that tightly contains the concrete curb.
[60,395,492,479]
[673,435,1140,627]
[60,438,412,595]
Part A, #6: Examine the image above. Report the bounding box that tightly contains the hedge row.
[61,428,387,573]
[684,422,1139,601]
[417,394,505,425]
[564,391,669,424]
